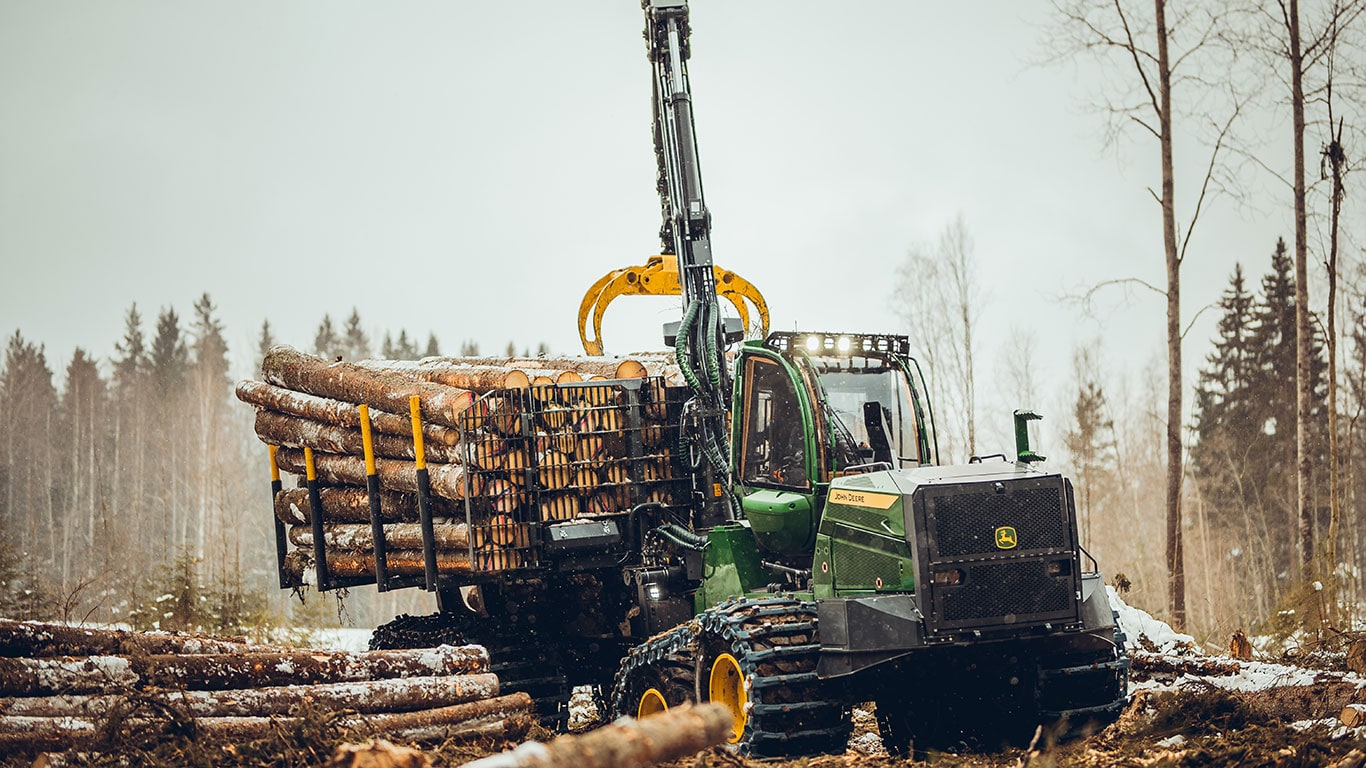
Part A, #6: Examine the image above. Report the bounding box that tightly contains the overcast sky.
[1,1,1304,448]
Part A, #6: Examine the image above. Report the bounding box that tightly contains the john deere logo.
[994,526,1018,550]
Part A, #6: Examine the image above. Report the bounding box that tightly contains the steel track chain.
[611,595,849,757]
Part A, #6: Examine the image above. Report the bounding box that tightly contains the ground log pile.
[239,346,686,586]
[0,619,531,759]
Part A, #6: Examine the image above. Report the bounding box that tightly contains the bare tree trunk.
[1326,119,1345,597]
[1289,0,1315,574]
[1155,0,1186,629]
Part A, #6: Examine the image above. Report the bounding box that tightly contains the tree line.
[0,298,543,631]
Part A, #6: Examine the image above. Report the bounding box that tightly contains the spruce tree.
[150,307,189,397]
[314,314,341,360]
[424,332,440,357]
[342,308,370,360]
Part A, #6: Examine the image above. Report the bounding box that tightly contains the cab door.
[732,348,820,554]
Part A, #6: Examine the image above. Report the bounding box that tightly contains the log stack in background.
[238,346,686,586]
[0,619,532,758]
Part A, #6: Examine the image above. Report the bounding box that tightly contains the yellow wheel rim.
[709,653,748,743]
[637,686,668,719]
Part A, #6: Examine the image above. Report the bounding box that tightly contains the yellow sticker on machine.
[828,488,899,509]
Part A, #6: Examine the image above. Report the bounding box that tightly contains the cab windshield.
[807,356,924,468]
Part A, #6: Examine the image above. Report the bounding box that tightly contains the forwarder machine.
[364,0,1129,755]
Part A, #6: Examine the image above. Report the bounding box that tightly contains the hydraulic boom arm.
[645,0,734,525]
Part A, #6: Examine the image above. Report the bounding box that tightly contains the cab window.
[740,357,809,488]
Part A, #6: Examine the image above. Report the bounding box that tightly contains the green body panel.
[741,488,816,554]
[695,523,770,611]
[812,473,916,598]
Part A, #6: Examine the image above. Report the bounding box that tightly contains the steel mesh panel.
[928,485,1068,558]
[459,378,689,573]
[834,545,902,588]
[939,560,1071,622]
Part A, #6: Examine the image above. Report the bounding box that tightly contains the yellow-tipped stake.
[410,396,427,470]
[359,405,391,589]
[410,396,438,590]
[268,446,291,589]
[304,447,331,590]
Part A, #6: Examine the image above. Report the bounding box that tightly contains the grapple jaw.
[577,256,769,355]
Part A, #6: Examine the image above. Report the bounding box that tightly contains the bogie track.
[611,595,850,758]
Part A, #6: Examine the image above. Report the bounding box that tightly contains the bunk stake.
[304,447,331,591]
[411,396,438,591]
[360,405,391,590]
[269,445,291,589]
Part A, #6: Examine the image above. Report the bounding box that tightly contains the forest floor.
[5,593,1364,768]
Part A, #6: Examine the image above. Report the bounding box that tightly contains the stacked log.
[0,620,531,758]
[240,346,687,583]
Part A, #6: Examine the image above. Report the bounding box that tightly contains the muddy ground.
[9,682,1359,768]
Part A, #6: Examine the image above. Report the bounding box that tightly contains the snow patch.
[1108,586,1196,654]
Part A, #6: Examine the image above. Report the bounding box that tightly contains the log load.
[236,380,461,446]
[274,487,437,526]
[261,346,474,429]
[254,410,466,465]
[274,448,477,501]
[461,702,732,768]
[244,346,687,581]
[287,523,470,551]
[284,550,473,582]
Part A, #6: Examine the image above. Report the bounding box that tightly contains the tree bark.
[357,361,533,391]
[261,346,473,429]
[0,673,500,718]
[2,692,531,754]
[1289,0,1315,573]
[0,646,489,696]
[287,523,471,551]
[1154,0,1186,630]
[254,410,463,464]
[236,380,461,446]
[462,702,733,768]
[274,486,431,526]
[274,448,478,501]
[284,550,473,581]
[0,621,267,659]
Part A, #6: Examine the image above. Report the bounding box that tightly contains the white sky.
[0,1,1305,450]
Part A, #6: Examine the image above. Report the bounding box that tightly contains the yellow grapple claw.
[578,257,769,355]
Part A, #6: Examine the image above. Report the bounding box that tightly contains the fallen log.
[236,380,461,446]
[0,673,500,718]
[274,487,431,526]
[460,702,732,768]
[261,346,474,429]
[2,692,533,754]
[287,523,471,551]
[0,646,489,696]
[0,620,266,659]
[285,550,474,582]
[275,448,478,501]
[1344,704,1366,728]
[255,410,463,465]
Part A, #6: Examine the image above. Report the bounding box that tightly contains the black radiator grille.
[940,560,1072,622]
[929,485,1068,558]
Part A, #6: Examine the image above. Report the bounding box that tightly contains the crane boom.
[644,0,733,526]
